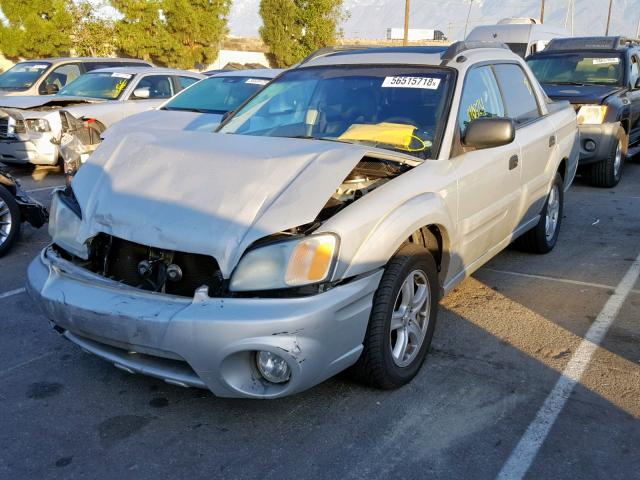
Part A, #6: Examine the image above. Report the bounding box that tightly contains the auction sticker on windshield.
[111,73,133,79]
[592,58,620,65]
[382,76,441,89]
[246,78,269,85]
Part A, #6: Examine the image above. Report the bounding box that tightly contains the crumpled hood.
[72,128,374,277]
[541,83,623,105]
[105,109,223,138]
[0,95,100,110]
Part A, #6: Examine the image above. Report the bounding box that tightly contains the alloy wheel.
[0,198,12,248]
[545,183,560,241]
[389,269,431,367]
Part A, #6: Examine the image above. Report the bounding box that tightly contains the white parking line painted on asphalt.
[0,287,25,300]
[26,185,63,193]
[483,267,640,295]
[0,351,56,378]
[496,251,640,480]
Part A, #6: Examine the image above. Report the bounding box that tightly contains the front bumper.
[27,246,383,398]
[0,137,58,165]
[577,123,621,166]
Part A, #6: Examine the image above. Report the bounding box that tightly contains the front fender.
[323,191,457,284]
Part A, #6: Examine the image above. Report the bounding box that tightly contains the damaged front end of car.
[57,111,105,184]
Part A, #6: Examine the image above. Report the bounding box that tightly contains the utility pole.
[605,0,613,35]
[636,14,640,39]
[540,0,545,23]
[463,0,473,38]
[403,0,410,46]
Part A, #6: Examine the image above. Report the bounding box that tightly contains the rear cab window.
[40,63,82,94]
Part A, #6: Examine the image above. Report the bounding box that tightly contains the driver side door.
[451,65,522,271]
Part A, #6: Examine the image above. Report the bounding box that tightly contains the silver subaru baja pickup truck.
[27,42,579,398]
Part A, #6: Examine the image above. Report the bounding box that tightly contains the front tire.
[350,243,439,389]
[0,185,20,257]
[586,137,624,188]
[516,172,563,254]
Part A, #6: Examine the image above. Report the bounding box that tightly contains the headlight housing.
[25,118,51,133]
[48,191,88,259]
[229,233,339,292]
[577,105,607,125]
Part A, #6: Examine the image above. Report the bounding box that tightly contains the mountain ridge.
[228,0,640,41]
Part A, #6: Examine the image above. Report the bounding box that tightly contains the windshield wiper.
[546,81,586,86]
[162,106,221,114]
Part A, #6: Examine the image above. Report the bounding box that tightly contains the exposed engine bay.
[318,157,409,222]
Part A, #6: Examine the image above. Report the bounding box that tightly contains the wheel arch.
[336,193,456,290]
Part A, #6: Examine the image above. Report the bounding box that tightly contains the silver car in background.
[0,67,204,165]
[111,69,282,135]
[0,57,152,97]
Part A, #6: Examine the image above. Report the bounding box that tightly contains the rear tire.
[586,137,624,188]
[349,243,439,389]
[516,172,563,254]
[0,185,20,257]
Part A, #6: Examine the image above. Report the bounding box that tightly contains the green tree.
[259,0,345,67]
[110,0,172,64]
[0,0,74,59]
[162,0,230,69]
[70,1,116,57]
[110,0,230,69]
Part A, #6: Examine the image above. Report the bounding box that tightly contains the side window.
[134,75,174,99]
[40,63,81,94]
[629,55,639,88]
[458,66,505,136]
[493,64,541,124]
[176,76,199,92]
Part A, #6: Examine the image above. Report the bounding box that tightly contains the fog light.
[584,140,597,152]
[256,351,291,384]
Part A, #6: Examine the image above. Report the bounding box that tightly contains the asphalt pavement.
[0,161,638,479]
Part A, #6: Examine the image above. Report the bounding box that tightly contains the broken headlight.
[229,233,339,292]
[25,118,51,133]
[48,190,88,259]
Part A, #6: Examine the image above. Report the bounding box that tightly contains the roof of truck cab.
[87,66,205,77]
[299,45,521,69]
[20,57,151,64]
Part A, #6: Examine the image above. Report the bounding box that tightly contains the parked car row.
[24,41,580,398]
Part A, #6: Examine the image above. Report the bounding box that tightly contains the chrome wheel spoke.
[411,284,428,310]
[407,321,423,342]
[392,329,409,362]
[390,309,405,331]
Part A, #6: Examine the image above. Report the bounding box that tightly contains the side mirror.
[463,117,515,150]
[44,83,59,95]
[132,87,151,99]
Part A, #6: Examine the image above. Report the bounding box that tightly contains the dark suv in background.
[527,36,640,187]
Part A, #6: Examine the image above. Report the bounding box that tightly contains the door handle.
[509,155,519,170]
[549,135,556,147]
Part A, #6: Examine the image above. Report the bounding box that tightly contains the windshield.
[57,72,133,99]
[0,62,51,91]
[164,75,272,114]
[527,53,624,85]
[219,66,454,159]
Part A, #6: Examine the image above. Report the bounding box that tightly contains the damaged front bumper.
[27,246,382,398]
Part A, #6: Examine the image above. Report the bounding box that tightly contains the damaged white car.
[27,42,579,398]
[0,67,203,166]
